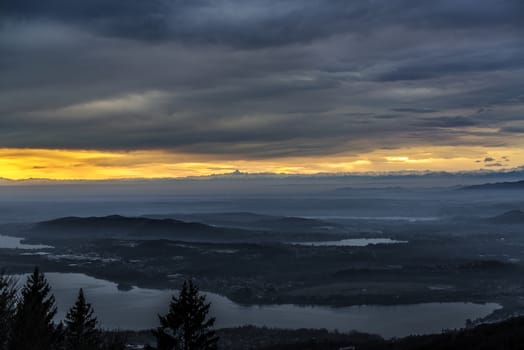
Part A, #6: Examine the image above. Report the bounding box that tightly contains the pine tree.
[150,280,218,350]
[9,267,59,350]
[64,288,100,350]
[0,273,17,350]
[99,332,127,350]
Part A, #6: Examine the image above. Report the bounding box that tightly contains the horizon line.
[2,167,524,183]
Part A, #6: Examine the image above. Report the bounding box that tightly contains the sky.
[1,0,524,180]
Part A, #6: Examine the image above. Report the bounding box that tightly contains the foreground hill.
[120,316,524,350]
[253,316,524,350]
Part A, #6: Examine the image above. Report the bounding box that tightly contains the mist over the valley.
[2,172,524,223]
[1,174,524,344]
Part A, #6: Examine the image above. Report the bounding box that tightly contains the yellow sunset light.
[0,146,523,181]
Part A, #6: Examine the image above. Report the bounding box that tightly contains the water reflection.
[0,235,53,249]
[293,238,407,247]
[23,273,500,338]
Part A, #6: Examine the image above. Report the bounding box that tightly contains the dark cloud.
[379,51,524,82]
[0,1,523,158]
[417,116,477,128]
[501,126,524,133]
[391,108,438,114]
[484,157,495,162]
[2,0,523,47]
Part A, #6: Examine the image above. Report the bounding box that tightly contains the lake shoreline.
[12,272,501,339]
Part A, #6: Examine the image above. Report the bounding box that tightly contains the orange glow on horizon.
[0,147,523,180]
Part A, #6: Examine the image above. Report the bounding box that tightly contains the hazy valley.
[1,177,524,348]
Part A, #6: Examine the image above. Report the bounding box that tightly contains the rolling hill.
[31,215,253,242]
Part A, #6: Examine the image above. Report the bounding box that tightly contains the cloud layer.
[1,0,524,171]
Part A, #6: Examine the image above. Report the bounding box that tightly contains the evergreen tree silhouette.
[99,332,127,350]
[0,273,16,350]
[150,280,218,350]
[64,288,100,350]
[9,267,59,350]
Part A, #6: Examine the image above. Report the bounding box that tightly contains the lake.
[18,273,500,338]
[293,238,407,247]
[0,235,53,249]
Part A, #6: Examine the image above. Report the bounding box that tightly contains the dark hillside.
[462,180,524,190]
[32,215,251,241]
[487,210,524,224]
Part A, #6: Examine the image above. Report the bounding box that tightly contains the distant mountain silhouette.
[461,180,524,190]
[487,210,524,224]
[145,212,340,232]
